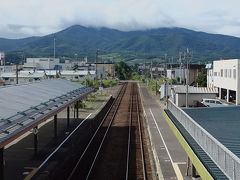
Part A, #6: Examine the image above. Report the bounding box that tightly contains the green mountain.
[0,36,39,51]
[2,25,240,63]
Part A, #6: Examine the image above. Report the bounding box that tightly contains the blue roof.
[184,106,240,158]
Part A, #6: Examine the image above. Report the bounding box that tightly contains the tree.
[196,69,207,87]
[114,61,132,80]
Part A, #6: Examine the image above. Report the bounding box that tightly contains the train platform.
[139,83,193,180]
[1,86,117,180]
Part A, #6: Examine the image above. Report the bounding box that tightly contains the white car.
[201,98,229,107]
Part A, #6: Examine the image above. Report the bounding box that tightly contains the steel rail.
[136,84,147,180]
[125,83,134,180]
[126,83,147,180]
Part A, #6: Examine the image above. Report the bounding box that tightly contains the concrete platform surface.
[139,84,193,180]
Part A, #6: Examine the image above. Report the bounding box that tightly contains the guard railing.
[168,100,240,180]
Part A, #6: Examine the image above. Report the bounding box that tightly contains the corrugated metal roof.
[0,71,46,78]
[0,79,93,148]
[37,70,57,76]
[174,86,218,94]
[0,79,84,120]
[184,106,240,159]
[60,70,95,75]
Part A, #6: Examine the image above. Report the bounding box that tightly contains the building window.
[224,69,227,78]
[233,69,236,79]
[220,69,223,77]
[214,72,217,76]
[229,69,232,78]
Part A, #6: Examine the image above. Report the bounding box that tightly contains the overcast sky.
[0,0,240,38]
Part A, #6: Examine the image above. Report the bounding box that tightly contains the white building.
[60,70,95,81]
[160,84,218,106]
[0,65,16,73]
[171,86,218,107]
[206,63,214,88]
[23,58,60,70]
[0,70,46,85]
[206,59,240,105]
[159,84,183,99]
[167,69,185,82]
[166,64,204,85]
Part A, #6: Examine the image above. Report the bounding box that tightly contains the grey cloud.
[0,0,240,38]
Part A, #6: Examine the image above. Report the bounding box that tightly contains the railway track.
[127,83,147,180]
[66,82,152,180]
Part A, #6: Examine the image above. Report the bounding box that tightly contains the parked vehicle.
[201,98,229,107]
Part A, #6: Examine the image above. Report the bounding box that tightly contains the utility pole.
[144,56,146,78]
[179,52,182,84]
[171,56,173,87]
[16,63,19,84]
[186,51,189,107]
[95,49,99,80]
[155,80,158,95]
[151,60,153,80]
[185,48,192,108]
[3,56,5,70]
[53,36,58,77]
[164,54,167,78]
[164,54,168,105]
[53,36,56,60]
[21,51,25,65]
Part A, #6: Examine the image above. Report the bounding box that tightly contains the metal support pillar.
[219,87,222,99]
[236,90,240,105]
[76,101,79,119]
[54,115,57,138]
[67,106,70,128]
[227,89,230,102]
[0,148,4,180]
[33,126,38,155]
[192,164,197,178]
[73,104,76,119]
[186,157,190,176]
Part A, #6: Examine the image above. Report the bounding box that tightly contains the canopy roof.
[0,79,93,147]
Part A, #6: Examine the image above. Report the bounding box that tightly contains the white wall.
[176,93,217,107]
[213,59,238,91]
[167,69,184,80]
[160,84,172,99]
[207,69,214,88]
[210,59,240,104]
[24,58,60,70]
[3,76,45,85]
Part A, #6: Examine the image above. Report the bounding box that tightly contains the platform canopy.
[0,79,93,147]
